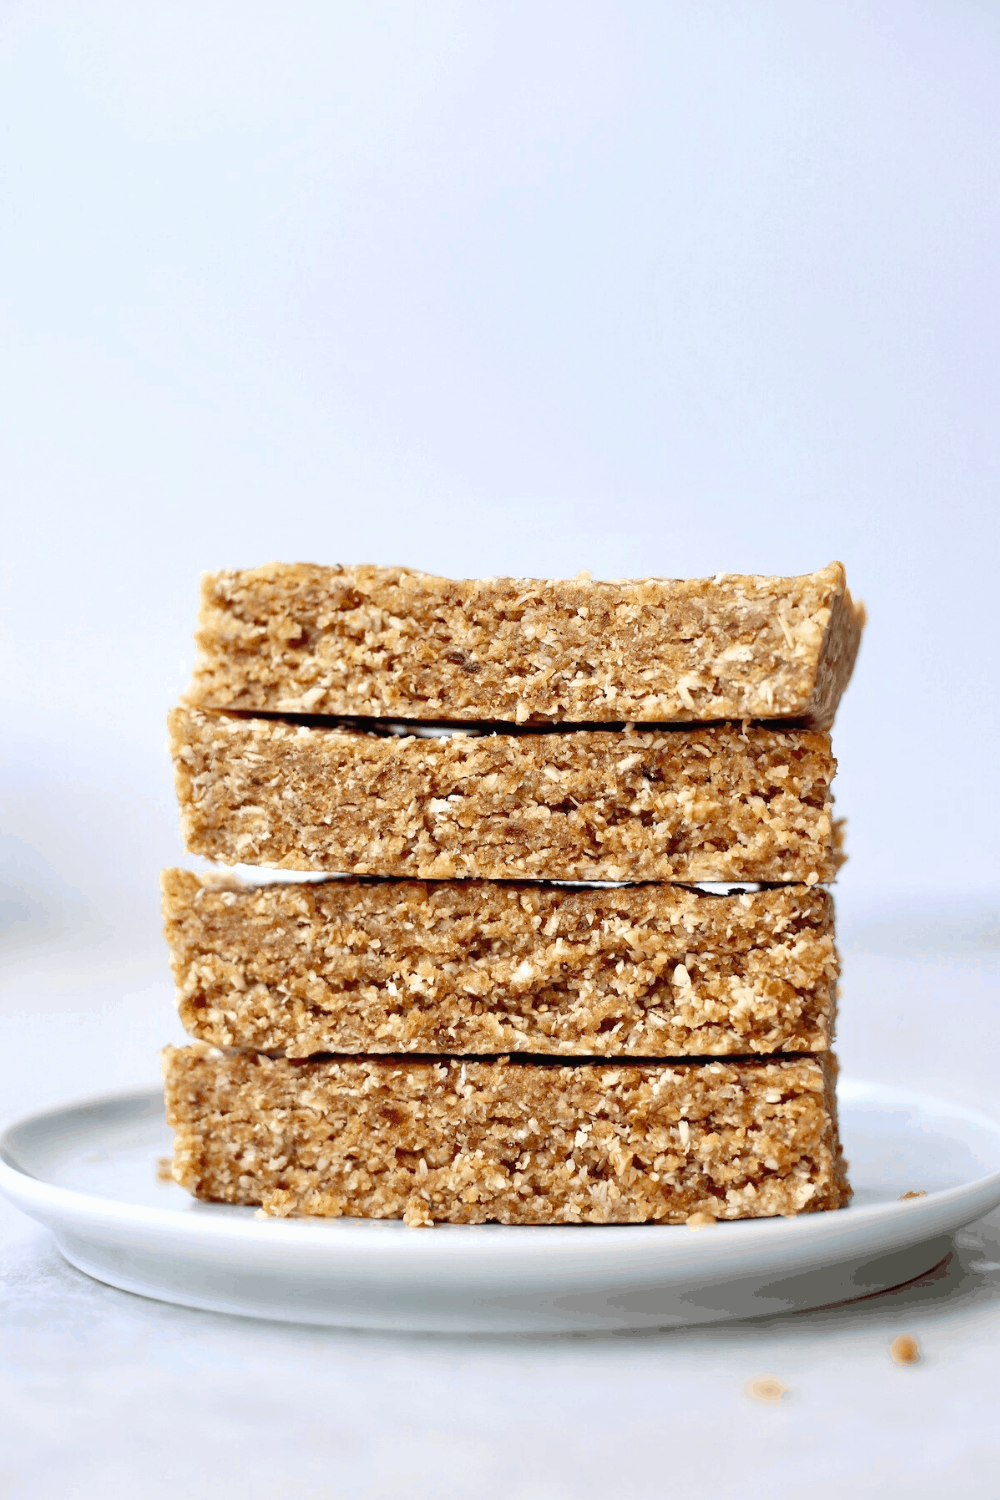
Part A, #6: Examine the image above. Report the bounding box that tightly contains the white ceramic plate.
[2,1078,999,1334]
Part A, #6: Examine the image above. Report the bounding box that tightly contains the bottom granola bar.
[162,1045,850,1226]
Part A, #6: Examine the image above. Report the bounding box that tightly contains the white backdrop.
[2,0,998,948]
[2,11,1000,1497]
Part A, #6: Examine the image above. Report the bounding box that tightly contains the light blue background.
[2,0,998,947]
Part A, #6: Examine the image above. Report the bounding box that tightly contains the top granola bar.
[185,561,864,728]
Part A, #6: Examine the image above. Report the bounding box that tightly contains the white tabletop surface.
[2,896,999,1500]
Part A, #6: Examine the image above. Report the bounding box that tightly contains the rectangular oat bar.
[169,709,840,883]
[163,870,838,1057]
[186,561,864,729]
[162,1045,850,1225]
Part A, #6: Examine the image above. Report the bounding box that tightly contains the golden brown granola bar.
[185,562,863,728]
[163,870,838,1056]
[162,1045,850,1225]
[169,709,840,883]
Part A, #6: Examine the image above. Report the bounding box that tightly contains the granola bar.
[169,709,840,883]
[163,1045,849,1225]
[185,562,864,728]
[163,870,838,1056]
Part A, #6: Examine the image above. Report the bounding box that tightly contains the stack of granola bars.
[161,561,863,1227]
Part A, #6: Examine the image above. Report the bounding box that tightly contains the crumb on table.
[744,1376,789,1402]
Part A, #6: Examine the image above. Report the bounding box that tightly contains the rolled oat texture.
[169,709,840,883]
[162,1045,850,1225]
[185,561,864,729]
[163,870,838,1056]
